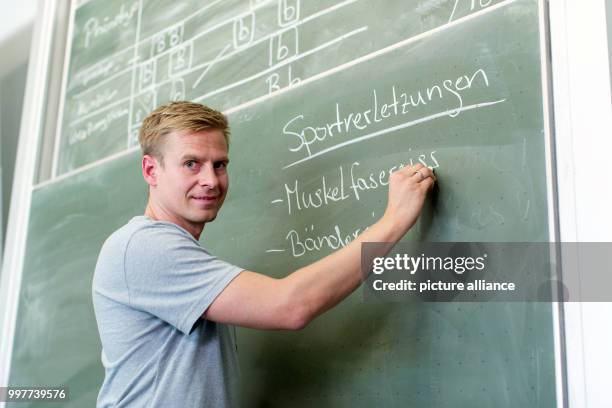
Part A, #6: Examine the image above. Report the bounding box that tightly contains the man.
[92,101,435,407]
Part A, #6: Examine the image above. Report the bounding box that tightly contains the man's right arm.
[203,163,436,330]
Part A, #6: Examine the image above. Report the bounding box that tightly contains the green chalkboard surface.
[10,0,557,407]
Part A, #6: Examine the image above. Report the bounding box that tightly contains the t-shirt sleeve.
[124,225,243,335]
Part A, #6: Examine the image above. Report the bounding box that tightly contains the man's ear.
[142,155,159,187]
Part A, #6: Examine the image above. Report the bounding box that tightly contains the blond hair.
[138,101,230,166]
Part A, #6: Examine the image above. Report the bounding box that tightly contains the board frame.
[0,0,65,400]
[548,1,612,407]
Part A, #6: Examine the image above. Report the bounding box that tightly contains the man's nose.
[198,165,219,190]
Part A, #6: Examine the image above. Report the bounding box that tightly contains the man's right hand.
[381,163,436,238]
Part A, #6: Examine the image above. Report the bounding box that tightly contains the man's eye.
[185,160,198,169]
[214,162,227,169]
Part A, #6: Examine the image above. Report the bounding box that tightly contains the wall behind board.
[8,1,558,407]
[607,0,612,93]
[0,0,35,270]
[0,63,30,262]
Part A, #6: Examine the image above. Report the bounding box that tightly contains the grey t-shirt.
[92,216,243,407]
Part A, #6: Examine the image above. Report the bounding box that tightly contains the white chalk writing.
[69,107,129,145]
[283,153,439,215]
[282,69,491,159]
[83,3,139,48]
[286,223,364,257]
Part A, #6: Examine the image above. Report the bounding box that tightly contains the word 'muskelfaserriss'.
[281,153,439,215]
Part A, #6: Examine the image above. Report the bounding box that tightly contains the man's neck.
[144,202,203,240]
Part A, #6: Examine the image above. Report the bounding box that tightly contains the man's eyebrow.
[180,154,201,161]
[179,153,229,162]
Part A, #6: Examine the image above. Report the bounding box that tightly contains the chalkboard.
[9,1,558,407]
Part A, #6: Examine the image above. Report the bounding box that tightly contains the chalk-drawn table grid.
[59,0,373,176]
